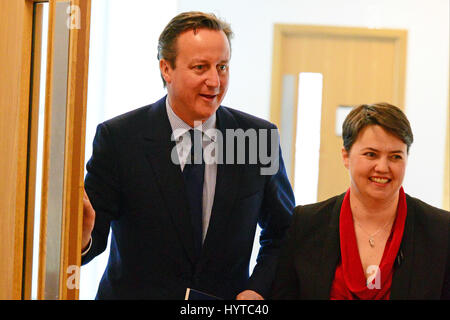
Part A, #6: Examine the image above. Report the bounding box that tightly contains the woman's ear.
[342,147,350,169]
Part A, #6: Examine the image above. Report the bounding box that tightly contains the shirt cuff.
[81,236,92,256]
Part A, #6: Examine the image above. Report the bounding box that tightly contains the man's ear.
[159,59,172,84]
[342,147,350,169]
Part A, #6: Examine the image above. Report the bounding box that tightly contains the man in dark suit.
[81,11,294,300]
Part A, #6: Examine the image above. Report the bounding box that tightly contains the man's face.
[160,28,230,127]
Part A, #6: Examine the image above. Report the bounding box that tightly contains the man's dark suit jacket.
[82,96,295,299]
[271,192,450,299]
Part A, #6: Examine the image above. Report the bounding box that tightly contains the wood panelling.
[1,0,91,300]
[37,0,56,299]
[0,0,34,299]
[444,97,449,211]
[59,0,91,300]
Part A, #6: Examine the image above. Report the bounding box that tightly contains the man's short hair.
[157,11,233,87]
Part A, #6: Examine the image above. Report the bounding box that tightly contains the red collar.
[330,187,407,300]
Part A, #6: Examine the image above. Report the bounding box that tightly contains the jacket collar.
[314,193,344,298]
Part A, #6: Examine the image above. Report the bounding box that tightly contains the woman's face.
[342,125,408,204]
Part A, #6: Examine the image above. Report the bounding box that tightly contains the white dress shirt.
[165,98,217,243]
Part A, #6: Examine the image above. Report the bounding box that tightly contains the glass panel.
[294,72,323,205]
[279,74,296,179]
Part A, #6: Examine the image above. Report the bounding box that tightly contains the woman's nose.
[374,156,390,173]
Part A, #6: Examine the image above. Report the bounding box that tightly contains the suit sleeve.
[82,122,121,265]
[270,208,302,299]
[246,126,295,297]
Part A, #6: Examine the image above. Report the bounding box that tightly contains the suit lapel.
[390,196,415,299]
[313,194,343,299]
[311,193,416,299]
[307,193,441,300]
[391,195,450,299]
[201,106,241,258]
[142,97,197,265]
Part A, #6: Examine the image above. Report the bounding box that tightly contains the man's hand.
[236,290,264,300]
[82,189,96,251]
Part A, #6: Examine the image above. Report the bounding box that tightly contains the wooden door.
[0,0,34,300]
[270,25,407,202]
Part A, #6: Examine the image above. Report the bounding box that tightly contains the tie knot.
[189,128,202,140]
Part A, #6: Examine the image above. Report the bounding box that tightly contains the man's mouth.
[369,177,391,184]
[200,94,218,100]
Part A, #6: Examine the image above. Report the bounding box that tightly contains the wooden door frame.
[269,24,407,187]
[444,93,449,211]
[35,0,91,300]
[0,0,34,300]
[0,0,91,300]
[59,0,91,300]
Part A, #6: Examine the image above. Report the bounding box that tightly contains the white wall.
[178,0,450,208]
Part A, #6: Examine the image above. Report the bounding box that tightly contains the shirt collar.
[165,97,217,142]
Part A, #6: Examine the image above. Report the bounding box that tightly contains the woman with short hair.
[271,103,449,300]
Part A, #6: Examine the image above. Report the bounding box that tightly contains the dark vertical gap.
[22,2,39,300]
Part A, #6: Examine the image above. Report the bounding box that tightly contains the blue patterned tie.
[182,129,204,258]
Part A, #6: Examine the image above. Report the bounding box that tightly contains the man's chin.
[195,106,219,121]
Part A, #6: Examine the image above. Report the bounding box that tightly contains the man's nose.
[205,68,220,88]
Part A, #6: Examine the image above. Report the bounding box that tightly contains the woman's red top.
[329,187,407,300]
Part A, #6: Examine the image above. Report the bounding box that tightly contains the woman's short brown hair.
[157,11,233,87]
[342,102,414,153]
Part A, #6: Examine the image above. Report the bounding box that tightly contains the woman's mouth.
[369,176,391,184]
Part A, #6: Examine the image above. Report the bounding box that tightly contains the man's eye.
[194,65,204,70]
[218,65,227,71]
[364,152,376,157]
[391,154,403,160]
